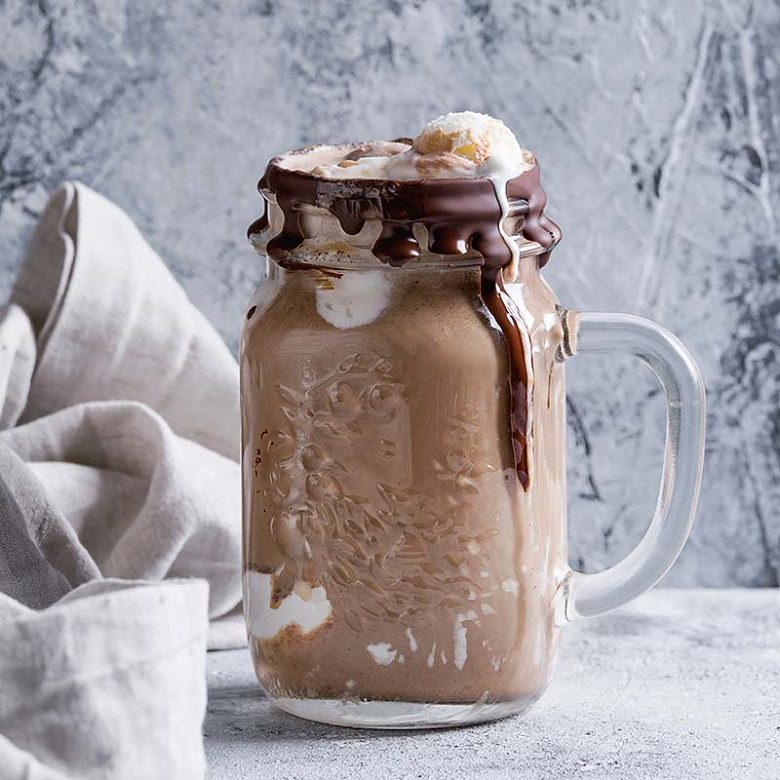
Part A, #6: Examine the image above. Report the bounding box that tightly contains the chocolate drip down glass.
[240,144,706,729]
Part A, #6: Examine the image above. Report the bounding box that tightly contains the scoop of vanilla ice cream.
[412,111,529,177]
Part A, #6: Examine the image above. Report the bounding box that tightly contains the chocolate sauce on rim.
[248,142,561,489]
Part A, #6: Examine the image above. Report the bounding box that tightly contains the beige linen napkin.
[0,183,244,779]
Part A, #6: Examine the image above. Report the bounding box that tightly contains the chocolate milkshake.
[242,112,569,726]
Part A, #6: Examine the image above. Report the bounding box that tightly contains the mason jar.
[241,147,706,729]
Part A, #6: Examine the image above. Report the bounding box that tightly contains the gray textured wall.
[1,0,778,585]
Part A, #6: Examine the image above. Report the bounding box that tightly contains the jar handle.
[560,311,706,620]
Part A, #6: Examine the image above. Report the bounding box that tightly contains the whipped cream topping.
[294,111,534,182]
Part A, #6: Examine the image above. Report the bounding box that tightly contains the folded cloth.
[0,575,209,780]
[0,183,244,779]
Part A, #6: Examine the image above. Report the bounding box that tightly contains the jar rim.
[248,143,561,272]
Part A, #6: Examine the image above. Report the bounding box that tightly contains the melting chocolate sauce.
[248,145,561,489]
[480,271,531,487]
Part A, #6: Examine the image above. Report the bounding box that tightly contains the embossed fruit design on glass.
[241,114,706,728]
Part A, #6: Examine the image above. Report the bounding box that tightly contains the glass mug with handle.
[241,115,706,729]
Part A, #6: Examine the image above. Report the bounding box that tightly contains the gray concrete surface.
[205,589,780,779]
[2,1,780,586]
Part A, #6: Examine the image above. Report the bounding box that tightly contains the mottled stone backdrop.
[1,0,778,585]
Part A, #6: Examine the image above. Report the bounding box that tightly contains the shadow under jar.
[241,149,706,729]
